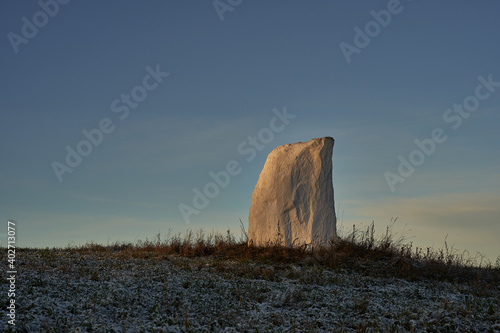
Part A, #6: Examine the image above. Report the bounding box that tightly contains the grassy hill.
[2,224,499,332]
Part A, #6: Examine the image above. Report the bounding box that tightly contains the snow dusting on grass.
[1,246,499,332]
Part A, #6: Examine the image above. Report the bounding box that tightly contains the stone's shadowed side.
[248,137,336,247]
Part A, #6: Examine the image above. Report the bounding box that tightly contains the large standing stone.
[248,137,336,247]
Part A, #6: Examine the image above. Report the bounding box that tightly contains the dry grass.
[56,220,500,287]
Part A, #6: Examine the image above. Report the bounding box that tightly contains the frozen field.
[1,246,499,332]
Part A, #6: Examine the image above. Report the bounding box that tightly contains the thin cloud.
[340,192,500,261]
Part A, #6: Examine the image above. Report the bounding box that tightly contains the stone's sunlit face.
[249,137,336,247]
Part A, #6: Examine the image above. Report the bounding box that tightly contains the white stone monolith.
[248,137,336,247]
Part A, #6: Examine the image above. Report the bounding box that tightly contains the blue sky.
[1,1,499,261]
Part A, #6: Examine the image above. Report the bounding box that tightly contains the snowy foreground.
[1,249,499,332]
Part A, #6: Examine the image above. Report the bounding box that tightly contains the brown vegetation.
[62,220,499,287]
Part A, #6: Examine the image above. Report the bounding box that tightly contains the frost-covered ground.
[1,249,499,332]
